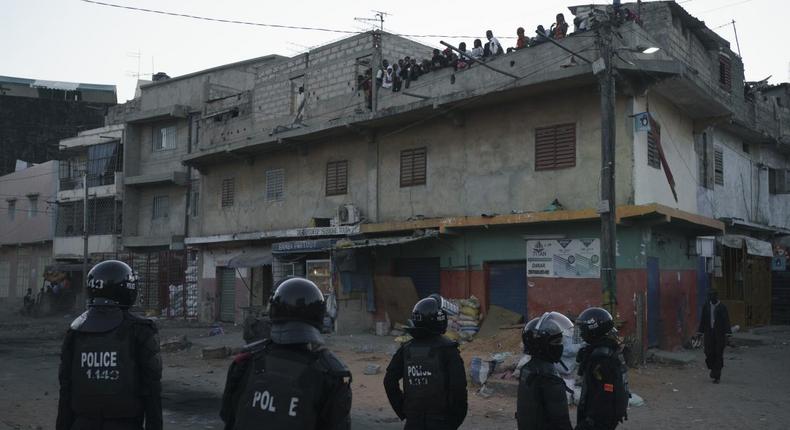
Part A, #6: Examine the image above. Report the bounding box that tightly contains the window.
[714,148,724,186]
[16,258,30,297]
[326,160,349,196]
[266,169,285,201]
[719,54,731,92]
[769,168,790,194]
[7,199,16,221]
[152,196,169,219]
[27,195,38,218]
[742,143,750,154]
[221,178,235,208]
[699,132,713,190]
[55,198,121,237]
[647,118,661,169]
[534,124,576,171]
[190,179,200,217]
[400,148,427,187]
[153,124,177,151]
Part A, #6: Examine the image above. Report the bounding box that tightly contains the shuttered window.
[152,195,169,219]
[326,160,348,196]
[221,178,235,207]
[266,169,285,201]
[535,124,576,171]
[719,54,731,92]
[400,148,427,187]
[647,117,661,169]
[714,148,724,186]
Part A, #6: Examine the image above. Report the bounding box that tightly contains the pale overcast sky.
[2,0,788,102]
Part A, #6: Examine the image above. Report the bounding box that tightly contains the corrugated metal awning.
[334,230,439,249]
[227,250,273,268]
[719,234,774,257]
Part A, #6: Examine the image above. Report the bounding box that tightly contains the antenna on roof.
[730,20,742,57]
[354,10,390,32]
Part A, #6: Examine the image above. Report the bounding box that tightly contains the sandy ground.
[1,312,789,430]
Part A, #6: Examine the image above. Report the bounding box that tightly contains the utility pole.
[82,173,89,307]
[596,11,617,316]
[371,31,382,112]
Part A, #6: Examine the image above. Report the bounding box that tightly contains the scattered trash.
[731,325,741,333]
[364,363,381,375]
[160,335,190,352]
[629,392,645,407]
[375,321,390,336]
[208,323,224,337]
[470,356,497,386]
[201,346,230,359]
[672,388,679,392]
[490,352,513,363]
[476,384,495,398]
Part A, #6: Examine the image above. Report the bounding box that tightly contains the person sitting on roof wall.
[431,48,448,70]
[508,27,530,53]
[483,30,503,57]
[469,39,484,60]
[551,13,569,39]
[455,42,471,71]
[376,59,389,87]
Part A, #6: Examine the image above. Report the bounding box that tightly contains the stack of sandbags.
[447,296,482,342]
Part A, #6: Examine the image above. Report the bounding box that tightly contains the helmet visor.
[536,311,574,335]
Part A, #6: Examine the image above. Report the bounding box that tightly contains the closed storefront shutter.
[219,267,237,322]
[487,262,527,317]
[395,257,440,299]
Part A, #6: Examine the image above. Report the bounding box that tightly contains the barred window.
[152,196,169,219]
[535,124,576,171]
[266,169,285,201]
[190,179,200,217]
[221,178,235,208]
[154,124,177,151]
[400,148,427,187]
[7,199,16,221]
[647,117,661,169]
[714,148,724,186]
[326,160,348,196]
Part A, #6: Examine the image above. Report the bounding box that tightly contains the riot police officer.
[56,260,162,430]
[575,307,629,430]
[516,312,574,430]
[383,296,468,430]
[220,277,352,430]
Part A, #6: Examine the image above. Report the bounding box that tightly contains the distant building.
[0,75,116,176]
[0,161,58,303]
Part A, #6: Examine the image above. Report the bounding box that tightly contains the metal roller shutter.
[772,271,790,324]
[487,262,527,317]
[219,267,236,322]
[395,257,440,299]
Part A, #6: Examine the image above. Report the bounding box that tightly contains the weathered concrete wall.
[0,243,53,300]
[130,120,190,178]
[632,94,698,212]
[195,87,636,235]
[0,161,57,245]
[133,184,187,239]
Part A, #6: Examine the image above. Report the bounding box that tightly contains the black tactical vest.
[233,347,323,430]
[402,339,448,417]
[70,322,142,418]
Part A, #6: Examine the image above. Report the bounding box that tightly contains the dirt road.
[1,314,788,430]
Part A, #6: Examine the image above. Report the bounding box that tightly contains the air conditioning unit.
[335,204,361,226]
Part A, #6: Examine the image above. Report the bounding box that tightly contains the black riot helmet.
[269,277,326,329]
[522,311,574,362]
[408,297,448,337]
[576,307,615,343]
[86,260,139,307]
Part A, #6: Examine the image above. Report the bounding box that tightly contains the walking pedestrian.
[697,289,731,383]
[56,260,162,430]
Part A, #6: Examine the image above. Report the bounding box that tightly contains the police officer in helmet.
[575,307,629,430]
[383,296,468,430]
[516,312,574,430]
[220,277,352,430]
[56,260,162,430]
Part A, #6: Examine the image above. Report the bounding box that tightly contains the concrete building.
[0,76,116,176]
[106,56,284,317]
[0,161,58,304]
[174,1,790,351]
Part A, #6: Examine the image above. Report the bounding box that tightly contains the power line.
[698,0,756,14]
[79,0,518,40]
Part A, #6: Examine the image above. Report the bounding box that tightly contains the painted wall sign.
[526,238,601,278]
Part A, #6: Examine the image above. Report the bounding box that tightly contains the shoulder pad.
[591,345,616,359]
[233,351,253,364]
[70,308,124,333]
[126,312,158,329]
[436,335,459,348]
[241,339,270,355]
[318,349,351,378]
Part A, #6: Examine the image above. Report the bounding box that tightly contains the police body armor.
[233,345,324,430]
[402,337,451,418]
[578,344,629,426]
[70,321,142,418]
